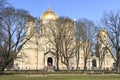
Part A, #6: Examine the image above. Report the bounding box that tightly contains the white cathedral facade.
[14,8,115,71]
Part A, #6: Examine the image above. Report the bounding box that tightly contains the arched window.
[92,59,97,67]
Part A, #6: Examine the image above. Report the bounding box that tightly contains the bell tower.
[97,29,113,70]
[26,16,36,38]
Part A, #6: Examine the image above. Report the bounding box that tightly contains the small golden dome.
[98,29,107,36]
[40,8,58,21]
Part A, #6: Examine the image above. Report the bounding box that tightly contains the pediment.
[44,51,56,56]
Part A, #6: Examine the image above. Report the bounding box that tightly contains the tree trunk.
[76,59,79,70]
[0,64,6,74]
[84,59,87,71]
[56,51,59,71]
[99,62,102,71]
[76,52,80,70]
[66,59,69,71]
[116,51,120,73]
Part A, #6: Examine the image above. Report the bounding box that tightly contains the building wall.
[14,9,115,71]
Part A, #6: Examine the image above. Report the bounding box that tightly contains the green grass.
[0,74,120,80]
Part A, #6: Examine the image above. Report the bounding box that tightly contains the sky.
[8,0,120,23]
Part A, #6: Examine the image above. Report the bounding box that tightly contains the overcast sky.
[8,0,120,22]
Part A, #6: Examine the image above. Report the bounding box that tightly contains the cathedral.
[14,8,115,71]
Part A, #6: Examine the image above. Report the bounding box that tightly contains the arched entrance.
[47,57,53,66]
[92,59,97,67]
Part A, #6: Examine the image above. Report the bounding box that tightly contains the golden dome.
[98,29,107,36]
[40,8,58,21]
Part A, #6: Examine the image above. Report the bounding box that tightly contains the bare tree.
[45,17,75,70]
[74,40,81,70]
[0,7,36,72]
[96,42,108,70]
[101,11,120,72]
[74,21,83,70]
[76,19,97,71]
[59,17,75,70]
[42,17,60,70]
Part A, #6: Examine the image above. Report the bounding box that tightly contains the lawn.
[0,74,120,80]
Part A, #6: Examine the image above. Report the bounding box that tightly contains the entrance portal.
[47,57,53,66]
[92,59,97,67]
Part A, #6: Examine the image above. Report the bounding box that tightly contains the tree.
[0,7,36,72]
[74,40,81,70]
[96,42,107,70]
[45,17,75,70]
[74,20,83,70]
[76,19,97,71]
[42,17,60,70]
[59,17,75,70]
[101,11,120,72]
[0,0,7,41]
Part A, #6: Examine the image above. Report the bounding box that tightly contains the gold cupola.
[40,7,58,22]
[98,29,107,36]
[97,29,108,43]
